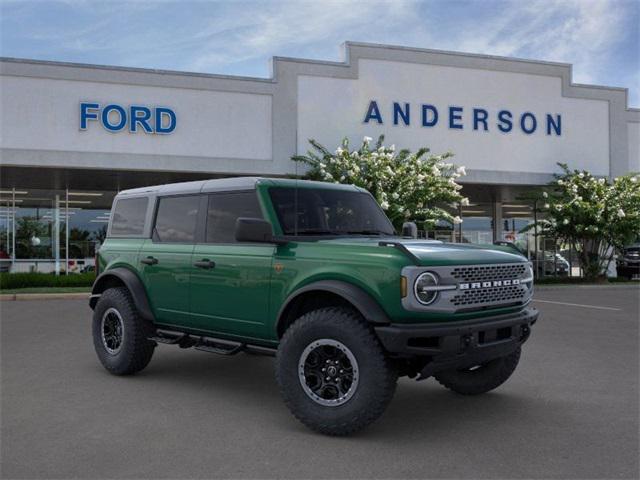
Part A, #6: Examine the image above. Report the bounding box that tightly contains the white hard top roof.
[115,177,364,198]
[116,177,263,197]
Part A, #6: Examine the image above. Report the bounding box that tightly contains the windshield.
[268,187,395,236]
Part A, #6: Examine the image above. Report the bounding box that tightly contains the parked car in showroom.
[89,177,538,435]
[617,243,640,280]
[0,249,11,273]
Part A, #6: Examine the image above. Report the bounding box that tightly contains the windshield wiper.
[292,228,391,236]
[293,228,342,235]
[344,230,390,236]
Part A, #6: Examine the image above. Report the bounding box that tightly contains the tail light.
[95,249,100,276]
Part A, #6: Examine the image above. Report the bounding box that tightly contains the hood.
[400,240,527,266]
[317,237,528,266]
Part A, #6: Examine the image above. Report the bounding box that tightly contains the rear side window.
[206,192,263,243]
[110,197,148,236]
[154,195,200,243]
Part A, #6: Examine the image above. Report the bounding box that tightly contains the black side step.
[148,328,277,357]
[149,329,189,345]
[195,336,244,356]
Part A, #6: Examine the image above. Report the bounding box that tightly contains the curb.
[0,292,90,301]
[535,283,639,290]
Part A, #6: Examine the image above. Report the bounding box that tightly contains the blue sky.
[1,0,638,106]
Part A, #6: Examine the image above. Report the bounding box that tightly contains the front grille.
[402,262,533,313]
[450,264,527,283]
[451,284,526,307]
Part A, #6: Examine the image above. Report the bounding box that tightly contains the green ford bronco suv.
[90,177,537,435]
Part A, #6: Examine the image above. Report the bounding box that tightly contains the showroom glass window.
[153,195,200,243]
[206,192,263,243]
[0,188,116,273]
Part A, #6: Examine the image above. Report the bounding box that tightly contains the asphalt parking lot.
[1,286,638,479]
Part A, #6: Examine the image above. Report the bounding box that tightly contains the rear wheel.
[434,347,521,395]
[275,307,397,436]
[92,287,156,375]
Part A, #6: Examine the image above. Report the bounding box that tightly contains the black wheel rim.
[298,339,359,407]
[101,307,124,355]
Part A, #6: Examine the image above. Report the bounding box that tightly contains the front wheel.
[434,347,521,395]
[275,307,397,436]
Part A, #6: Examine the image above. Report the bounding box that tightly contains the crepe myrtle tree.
[530,163,640,280]
[292,135,468,231]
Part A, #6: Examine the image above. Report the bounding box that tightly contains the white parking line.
[533,299,621,311]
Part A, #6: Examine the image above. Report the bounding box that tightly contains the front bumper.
[375,307,538,378]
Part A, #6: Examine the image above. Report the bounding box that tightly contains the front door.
[139,194,201,327]
[189,191,274,339]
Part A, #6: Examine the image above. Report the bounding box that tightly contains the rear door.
[189,190,274,338]
[139,194,201,326]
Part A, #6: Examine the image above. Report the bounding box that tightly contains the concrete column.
[54,194,60,275]
[494,199,503,243]
[11,188,16,265]
[65,189,69,275]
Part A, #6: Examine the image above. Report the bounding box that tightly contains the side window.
[153,195,200,243]
[110,197,148,236]
[206,192,263,243]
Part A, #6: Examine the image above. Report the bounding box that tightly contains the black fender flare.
[276,280,391,336]
[89,268,155,323]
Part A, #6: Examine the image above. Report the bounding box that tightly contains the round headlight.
[414,272,439,305]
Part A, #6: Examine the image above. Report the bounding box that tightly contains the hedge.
[0,272,96,290]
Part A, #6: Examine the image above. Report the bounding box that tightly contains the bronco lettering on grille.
[459,279,521,290]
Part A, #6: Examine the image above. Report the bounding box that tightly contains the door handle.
[140,256,158,265]
[194,259,216,269]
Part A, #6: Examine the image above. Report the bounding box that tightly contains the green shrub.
[0,272,96,290]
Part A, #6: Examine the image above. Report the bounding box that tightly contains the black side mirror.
[235,218,286,244]
[402,222,418,238]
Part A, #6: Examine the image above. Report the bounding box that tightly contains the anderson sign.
[363,100,562,136]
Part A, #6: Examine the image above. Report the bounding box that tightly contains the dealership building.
[0,42,638,273]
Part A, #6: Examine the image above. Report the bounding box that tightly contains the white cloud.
[181,0,634,93]
[2,0,636,102]
[185,0,418,72]
[426,0,631,86]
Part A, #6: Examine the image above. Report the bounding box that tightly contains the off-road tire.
[275,307,398,436]
[92,287,156,375]
[434,347,521,395]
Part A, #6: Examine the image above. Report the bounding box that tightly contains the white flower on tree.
[528,162,640,280]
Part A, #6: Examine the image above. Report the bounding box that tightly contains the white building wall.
[297,59,611,177]
[628,122,640,173]
[0,75,272,163]
[0,42,637,183]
